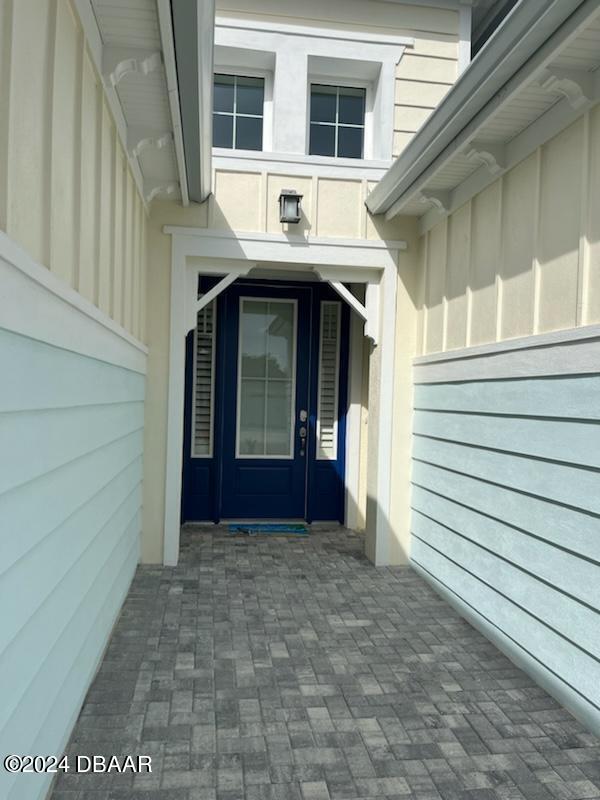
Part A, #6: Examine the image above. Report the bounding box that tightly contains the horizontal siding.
[411,356,600,736]
[0,327,144,800]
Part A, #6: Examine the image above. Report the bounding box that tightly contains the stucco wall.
[0,0,147,340]
[417,109,600,355]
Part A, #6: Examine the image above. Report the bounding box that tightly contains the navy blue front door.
[221,284,311,518]
[181,279,348,523]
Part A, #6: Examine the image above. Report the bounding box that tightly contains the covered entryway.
[163,227,405,567]
[181,278,349,524]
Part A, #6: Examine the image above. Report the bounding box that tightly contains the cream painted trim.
[344,304,364,531]
[163,228,399,566]
[213,151,391,181]
[0,231,147,374]
[413,323,600,383]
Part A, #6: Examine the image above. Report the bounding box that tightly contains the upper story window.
[213,73,265,151]
[309,84,366,159]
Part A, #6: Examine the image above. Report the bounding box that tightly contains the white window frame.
[190,300,217,459]
[307,77,374,160]
[212,66,274,153]
[316,301,342,461]
[235,296,298,460]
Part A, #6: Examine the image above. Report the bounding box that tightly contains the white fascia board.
[157,0,189,206]
[72,0,148,210]
[366,0,598,216]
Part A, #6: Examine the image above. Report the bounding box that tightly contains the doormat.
[228,523,309,536]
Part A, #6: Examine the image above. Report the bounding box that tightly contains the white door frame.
[162,227,405,566]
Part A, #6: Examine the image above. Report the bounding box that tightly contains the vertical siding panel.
[585,104,600,324]
[445,202,469,350]
[416,232,428,356]
[499,153,536,339]
[132,197,140,338]
[537,121,582,333]
[469,181,500,346]
[78,50,99,303]
[49,0,79,288]
[0,0,13,231]
[123,173,134,333]
[425,220,446,353]
[98,103,114,316]
[6,0,52,265]
[140,212,147,343]
[113,146,125,326]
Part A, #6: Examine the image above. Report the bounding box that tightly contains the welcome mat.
[228,523,309,536]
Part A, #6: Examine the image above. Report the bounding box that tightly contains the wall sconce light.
[278,189,303,224]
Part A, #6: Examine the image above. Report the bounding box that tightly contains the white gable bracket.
[144,180,179,204]
[465,141,506,174]
[313,266,380,345]
[186,263,256,333]
[538,67,595,110]
[102,46,163,87]
[127,127,174,158]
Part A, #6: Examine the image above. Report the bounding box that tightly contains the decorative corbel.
[144,180,179,204]
[465,141,506,175]
[102,46,162,87]
[538,68,594,110]
[127,127,174,158]
[417,190,451,214]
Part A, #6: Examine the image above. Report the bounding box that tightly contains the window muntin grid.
[309,84,365,159]
[213,74,265,151]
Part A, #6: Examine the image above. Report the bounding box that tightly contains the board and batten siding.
[410,327,600,736]
[417,108,600,356]
[0,0,147,341]
[0,233,146,800]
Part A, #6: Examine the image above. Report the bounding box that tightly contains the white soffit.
[77,0,185,204]
[367,0,600,231]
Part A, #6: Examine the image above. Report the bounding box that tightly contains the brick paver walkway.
[52,526,600,800]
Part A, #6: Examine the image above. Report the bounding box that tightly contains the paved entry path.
[52,527,600,800]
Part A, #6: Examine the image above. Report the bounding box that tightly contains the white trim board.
[414,324,600,384]
[0,231,147,375]
[213,151,392,181]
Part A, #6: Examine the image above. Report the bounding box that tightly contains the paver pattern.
[52,526,600,800]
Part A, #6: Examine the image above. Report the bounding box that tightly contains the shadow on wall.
[420,116,600,349]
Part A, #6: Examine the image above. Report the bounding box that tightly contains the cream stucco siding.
[0,0,147,341]
[418,110,600,354]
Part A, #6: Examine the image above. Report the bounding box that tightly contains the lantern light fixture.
[278,189,303,224]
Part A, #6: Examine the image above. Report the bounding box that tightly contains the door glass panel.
[239,379,266,455]
[238,299,296,457]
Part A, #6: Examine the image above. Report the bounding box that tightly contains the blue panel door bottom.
[181,278,349,524]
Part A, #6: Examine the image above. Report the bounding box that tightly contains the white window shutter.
[192,301,216,457]
[317,301,341,460]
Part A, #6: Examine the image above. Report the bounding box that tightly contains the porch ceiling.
[367,0,600,233]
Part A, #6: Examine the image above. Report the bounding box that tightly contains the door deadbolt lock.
[299,426,307,439]
[299,409,308,422]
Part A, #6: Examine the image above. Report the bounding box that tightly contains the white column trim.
[373,260,398,565]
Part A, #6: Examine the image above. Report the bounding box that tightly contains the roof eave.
[366,0,595,218]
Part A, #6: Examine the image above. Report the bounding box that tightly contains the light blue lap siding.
[0,327,145,800]
[411,365,600,736]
